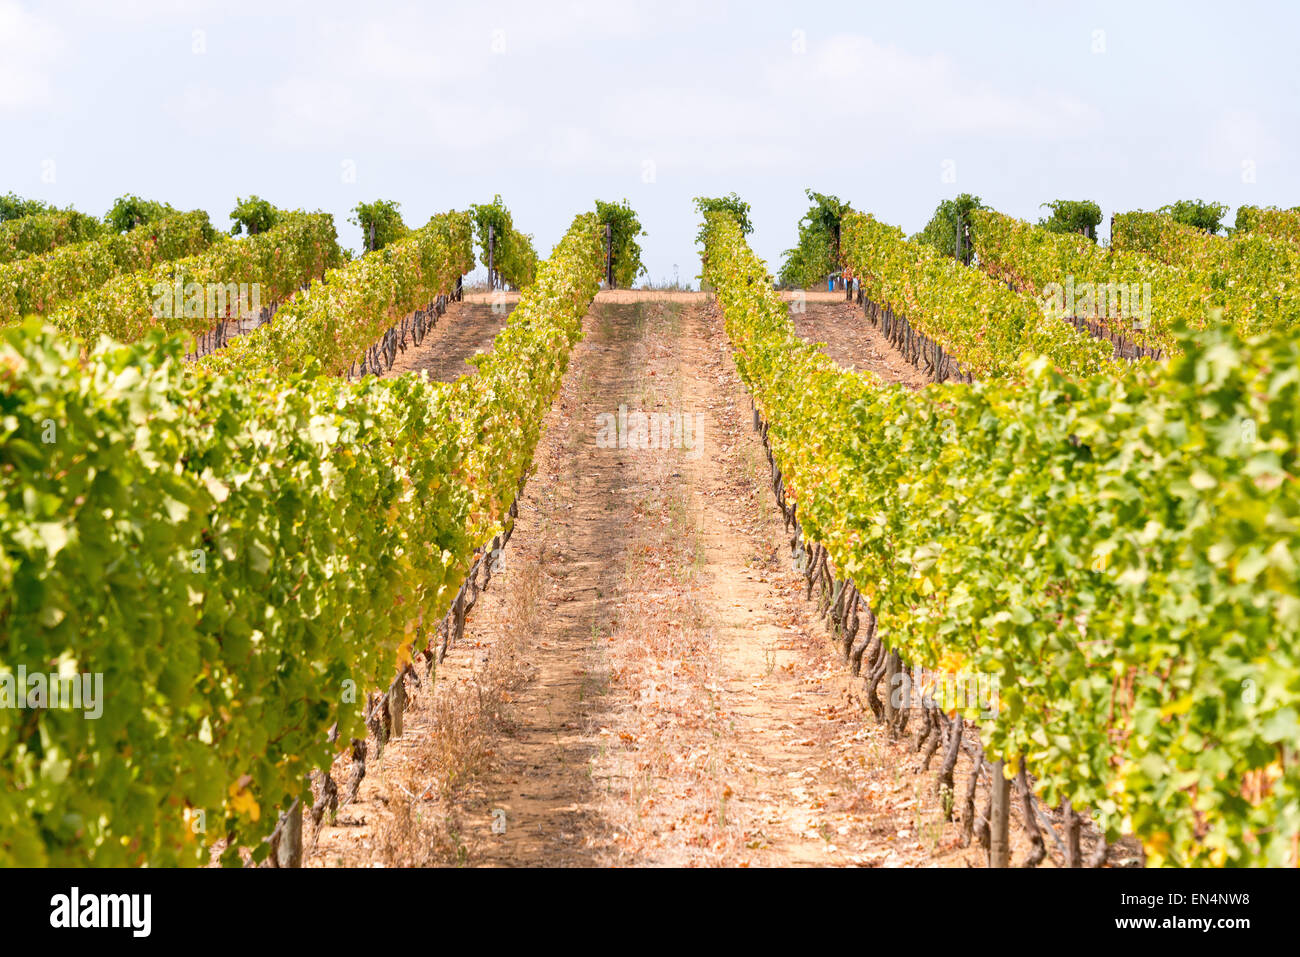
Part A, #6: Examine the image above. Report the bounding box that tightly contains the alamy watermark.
[1,665,104,719]
[890,664,1000,720]
[595,405,703,459]
[151,281,262,321]
[1040,276,1151,329]
[50,887,150,937]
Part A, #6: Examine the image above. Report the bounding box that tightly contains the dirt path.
[382,292,518,381]
[572,298,978,865]
[790,295,930,388]
[307,291,1042,868]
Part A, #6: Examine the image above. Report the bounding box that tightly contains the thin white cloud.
[535,32,1104,176]
[1206,110,1283,174]
[204,2,733,165]
[0,1,62,110]
[770,34,1104,137]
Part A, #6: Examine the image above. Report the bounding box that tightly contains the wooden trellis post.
[272,798,303,868]
[989,760,1011,868]
[605,223,614,289]
[883,649,899,729]
[833,221,842,286]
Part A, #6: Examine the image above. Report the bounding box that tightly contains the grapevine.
[704,210,1300,867]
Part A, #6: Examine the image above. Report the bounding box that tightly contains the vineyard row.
[0,210,605,866]
[703,210,1299,867]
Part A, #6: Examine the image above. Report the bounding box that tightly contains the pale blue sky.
[2,0,1296,284]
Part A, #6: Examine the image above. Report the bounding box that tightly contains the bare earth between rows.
[305,294,1042,867]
